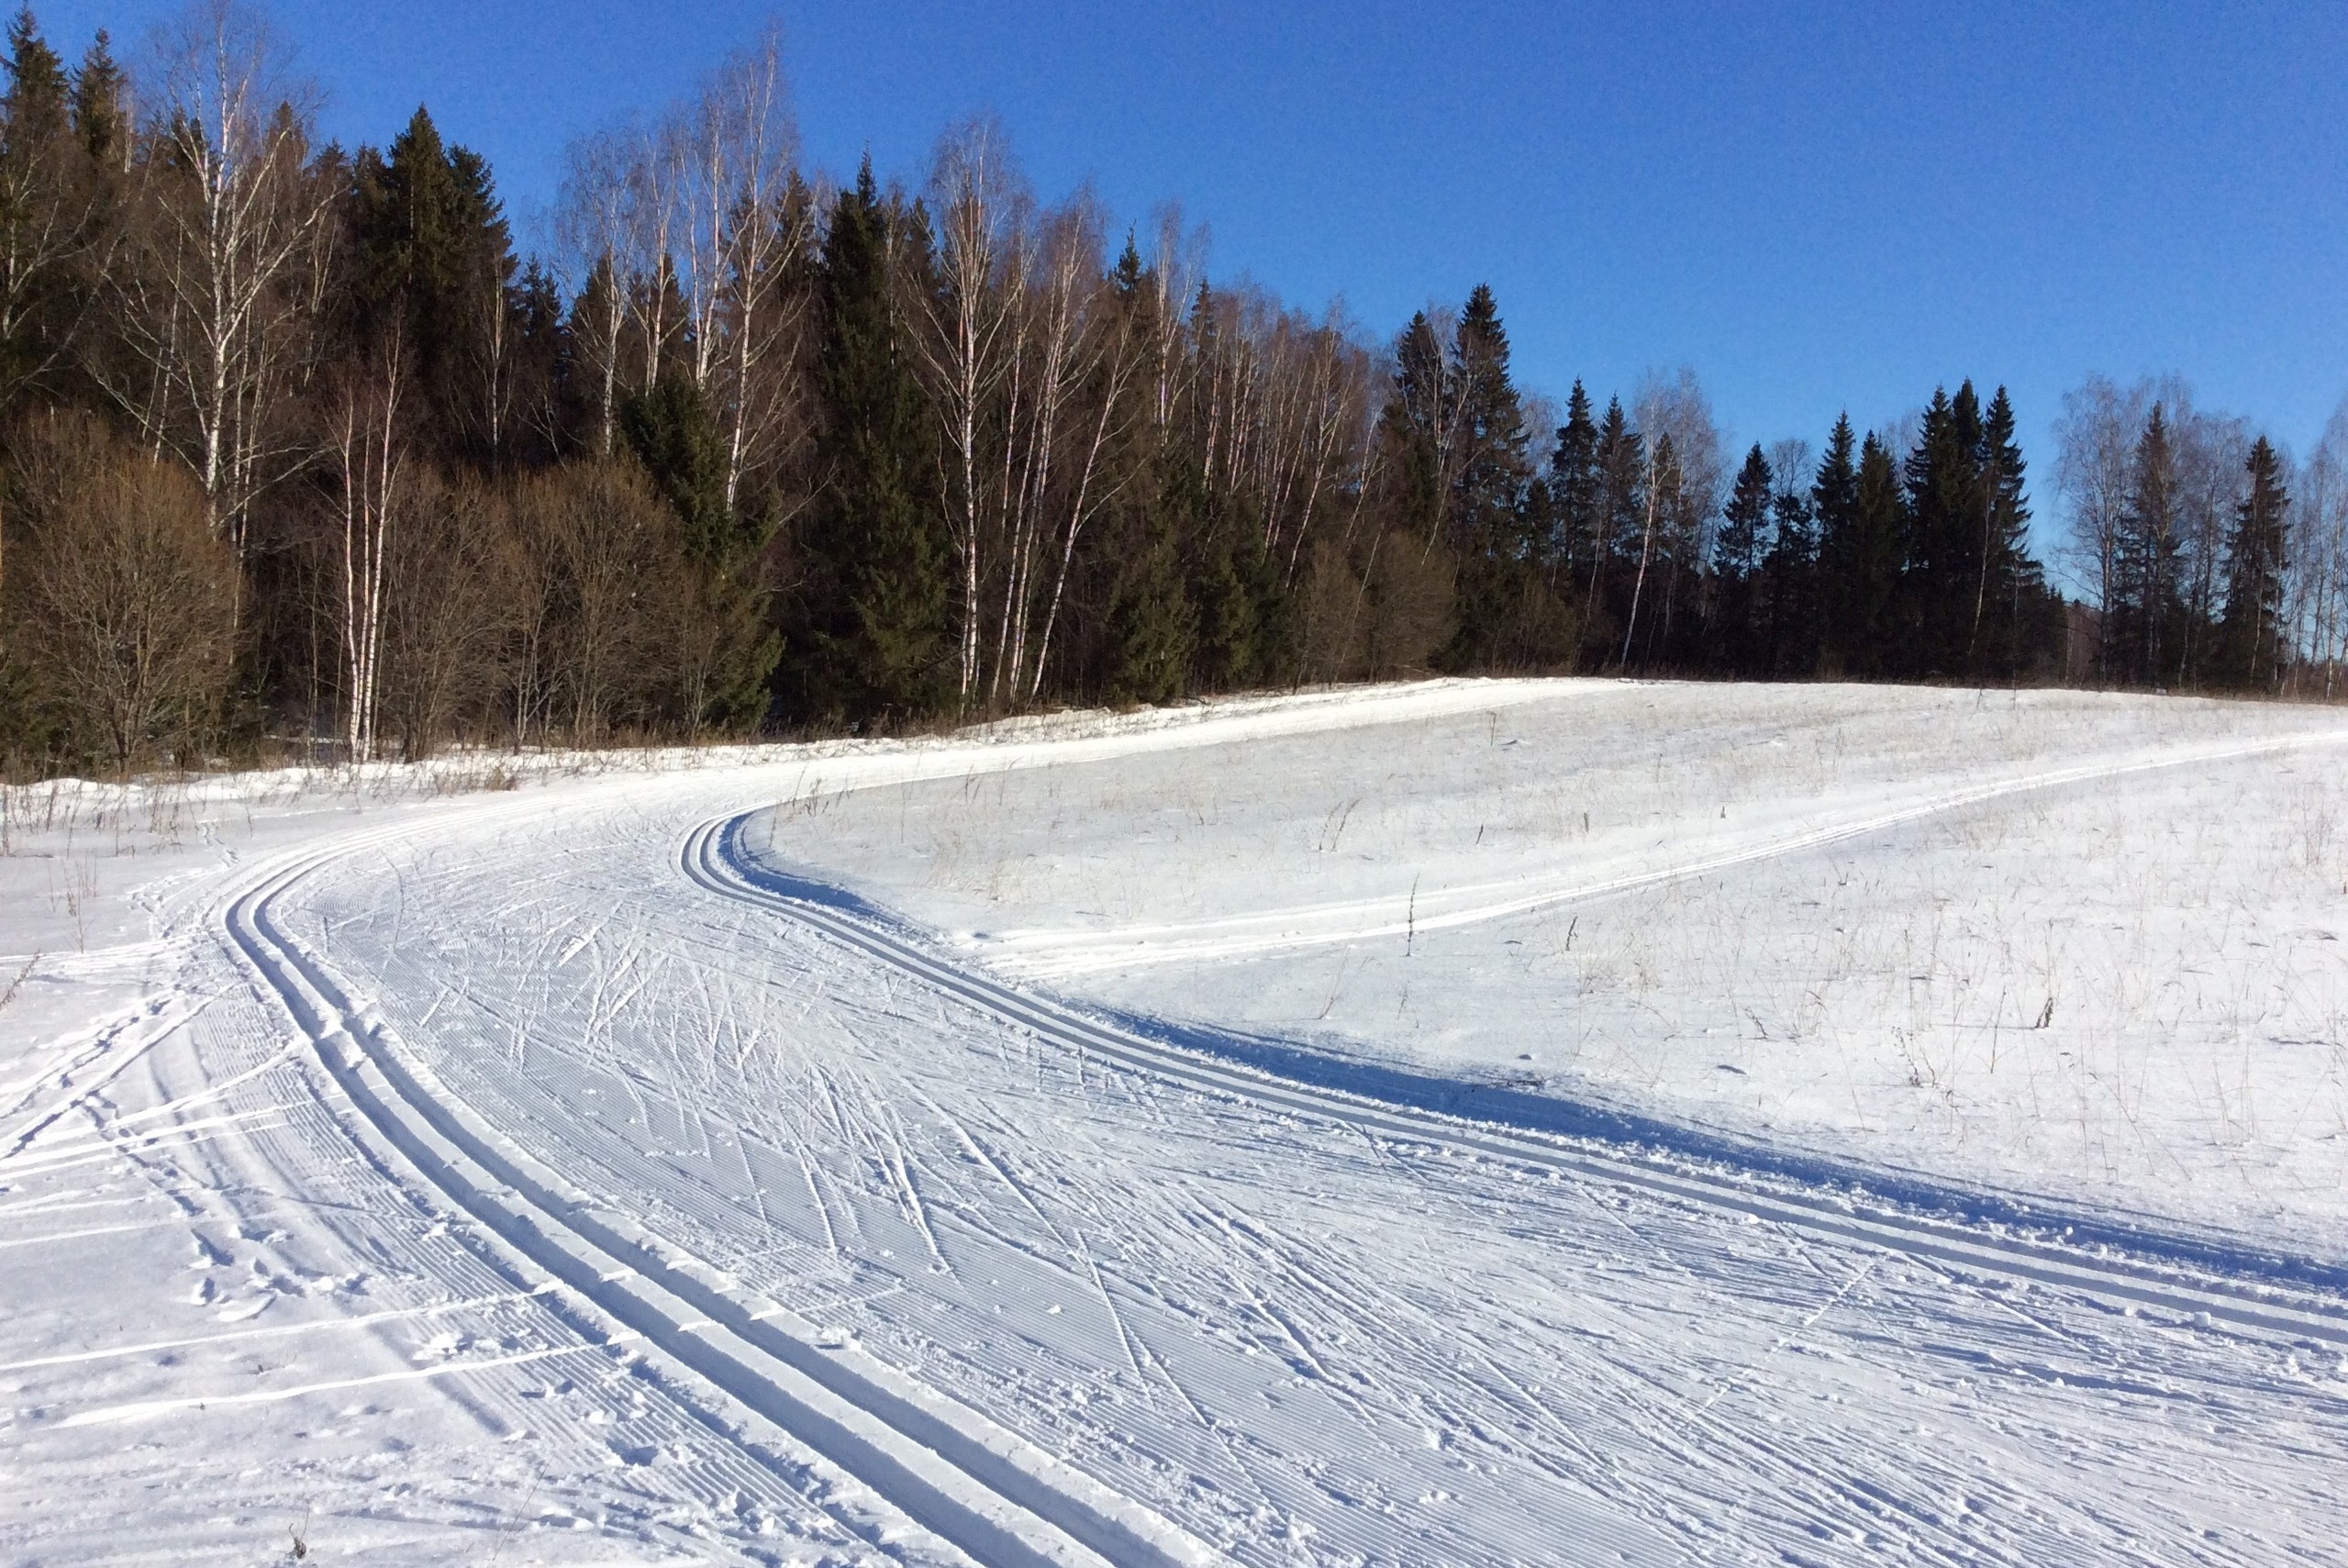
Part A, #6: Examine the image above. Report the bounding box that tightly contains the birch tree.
[2054,375,2150,679]
[328,339,405,762]
[2289,400,2348,695]
[556,135,631,459]
[106,0,330,558]
[914,117,1027,703]
[668,28,803,512]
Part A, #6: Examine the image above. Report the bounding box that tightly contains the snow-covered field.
[5,679,2347,1565]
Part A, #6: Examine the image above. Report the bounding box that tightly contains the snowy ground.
[753,681,2348,1256]
[4,681,2347,1565]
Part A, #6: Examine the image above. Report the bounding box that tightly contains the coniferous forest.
[0,8,2339,778]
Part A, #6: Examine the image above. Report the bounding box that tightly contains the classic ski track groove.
[217,820,1223,1568]
[178,706,2348,1565]
[691,815,2348,1351]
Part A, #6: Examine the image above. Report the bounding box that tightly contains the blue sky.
[29,1,2348,535]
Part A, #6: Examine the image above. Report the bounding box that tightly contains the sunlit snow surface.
[5,680,2347,1565]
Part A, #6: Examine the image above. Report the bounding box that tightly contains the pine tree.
[781,160,951,724]
[2215,436,2289,692]
[1714,444,1772,674]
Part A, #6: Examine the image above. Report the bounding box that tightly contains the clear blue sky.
[30,0,2348,529]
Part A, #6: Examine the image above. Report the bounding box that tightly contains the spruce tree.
[0,7,77,410]
[1189,521,1264,692]
[1548,381,1601,583]
[1449,284,1531,543]
[1970,386,2039,678]
[1714,444,1773,674]
[1381,310,1449,546]
[68,28,120,166]
[782,159,951,725]
[1106,458,1196,704]
[1899,384,1988,675]
[1589,396,1644,659]
[2215,436,2289,692]
[2113,405,2182,686]
[1441,284,1537,669]
[1809,415,1862,673]
[1764,468,1818,675]
[1849,432,1907,676]
[622,375,730,565]
[507,259,566,466]
[3,9,64,137]
[349,106,520,463]
[619,372,778,729]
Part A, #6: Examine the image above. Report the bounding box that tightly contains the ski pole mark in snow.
[58,1341,599,1427]
[698,813,2348,1347]
[221,831,1231,1568]
[1698,1256,1878,1413]
[0,1286,552,1373]
[26,683,2342,1562]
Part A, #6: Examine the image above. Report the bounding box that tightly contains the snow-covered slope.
[5,680,2346,1564]
[756,679,2348,1253]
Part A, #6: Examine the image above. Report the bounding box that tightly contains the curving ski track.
[691,815,2348,1347]
[223,819,1215,1568]
[195,749,2348,1566]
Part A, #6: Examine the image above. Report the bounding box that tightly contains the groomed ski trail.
[218,822,1225,1568]
[123,684,2348,1565]
[693,813,2348,1347]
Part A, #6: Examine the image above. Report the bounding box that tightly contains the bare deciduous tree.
[917,116,1027,704]
[670,28,802,511]
[104,1,331,559]
[2054,374,2150,676]
[7,412,234,769]
[2289,400,2348,695]
[376,467,505,758]
[528,459,685,741]
[327,339,406,761]
[556,136,634,459]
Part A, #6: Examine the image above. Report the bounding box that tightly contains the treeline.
[0,7,2324,777]
[2053,378,2335,694]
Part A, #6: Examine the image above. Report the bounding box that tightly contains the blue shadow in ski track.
[1098,1011,2348,1296]
[718,817,907,926]
[721,817,2348,1300]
